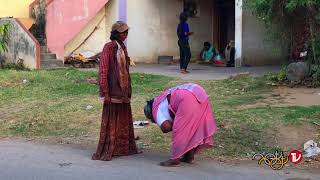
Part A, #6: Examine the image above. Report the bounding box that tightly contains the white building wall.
[127,0,213,63]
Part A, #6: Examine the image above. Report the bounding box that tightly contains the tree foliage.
[243,0,320,64]
[0,23,11,54]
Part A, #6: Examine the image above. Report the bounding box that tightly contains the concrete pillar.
[118,0,127,22]
[235,0,243,67]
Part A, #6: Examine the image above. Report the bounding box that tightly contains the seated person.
[224,40,235,67]
[213,53,226,67]
[199,42,228,67]
[200,42,215,63]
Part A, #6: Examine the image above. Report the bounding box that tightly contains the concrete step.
[41,53,56,60]
[40,46,49,53]
[40,59,64,69]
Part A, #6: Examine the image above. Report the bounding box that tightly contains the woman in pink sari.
[144,83,217,166]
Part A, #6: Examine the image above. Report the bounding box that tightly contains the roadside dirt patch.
[240,86,320,109]
[276,87,320,106]
[276,124,319,152]
[0,104,26,122]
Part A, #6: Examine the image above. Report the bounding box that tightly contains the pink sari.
[152,84,217,159]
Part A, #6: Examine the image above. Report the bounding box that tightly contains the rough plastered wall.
[242,10,287,65]
[64,0,118,57]
[127,0,213,63]
[0,18,39,69]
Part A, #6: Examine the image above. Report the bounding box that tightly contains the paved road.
[130,64,281,80]
[0,140,318,180]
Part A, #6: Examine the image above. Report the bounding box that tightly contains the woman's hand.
[161,120,173,133]
[188,32,194,36]
[99,96,111,103]
[99,97,105,103]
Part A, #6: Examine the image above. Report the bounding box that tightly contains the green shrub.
[2,59,29,71]
[311,64,320,86]
[0,23,11,53]
[277,66,287,81]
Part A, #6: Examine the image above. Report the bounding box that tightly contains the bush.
[1,59,29,71]
[0,23,11,53]
[264,66,288,82]
[310,64,320,86]
[277,66,287,81]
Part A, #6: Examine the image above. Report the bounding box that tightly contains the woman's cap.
[111,21,129,33]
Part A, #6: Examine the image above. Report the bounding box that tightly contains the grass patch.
[0,68,319,158]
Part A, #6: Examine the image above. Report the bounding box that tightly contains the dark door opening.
[213,0,235,53]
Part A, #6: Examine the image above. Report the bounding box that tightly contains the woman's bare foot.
[180,155,194,163]
[180,69,190,74]
[180,150,195,163]
[129,149,143,155]
[159,159,180,167]
[91,153,112,161]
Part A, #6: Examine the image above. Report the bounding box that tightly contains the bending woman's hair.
[144,99,154,121]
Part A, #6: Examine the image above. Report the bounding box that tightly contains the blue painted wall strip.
[118,0,127,22]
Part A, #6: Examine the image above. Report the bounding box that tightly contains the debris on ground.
[230,72,251,80]
[22,79,28,84]
[65,51,100,68]
[86,105,93,110]
[312,122,320,127]
[304,140,320,158]
[84,77,98,85]
[271,93,281,97]
[218,120,232,130]
[133,121,149,129]
[58,162,73,167]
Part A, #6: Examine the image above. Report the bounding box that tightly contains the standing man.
[177,12,194,74]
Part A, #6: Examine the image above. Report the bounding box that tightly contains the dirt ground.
[240,86,320,108]
[276,123,319,155]
[230,86,320,171]
[274,87,320,106]
[242,87,320,145]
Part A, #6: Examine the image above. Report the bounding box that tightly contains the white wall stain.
[72,0,89,21]
[57,11,63,25]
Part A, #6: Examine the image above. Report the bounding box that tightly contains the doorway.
[213,0,235,53]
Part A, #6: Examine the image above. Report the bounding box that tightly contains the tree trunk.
[309,20,317,64]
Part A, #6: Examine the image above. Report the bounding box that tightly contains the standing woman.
[177,12,194,74]
[92,21,139,161]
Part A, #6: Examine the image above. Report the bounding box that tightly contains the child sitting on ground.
[199,42,215,64]
[199,42,226,66]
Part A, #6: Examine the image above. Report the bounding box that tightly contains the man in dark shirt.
[177,12,194,74]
